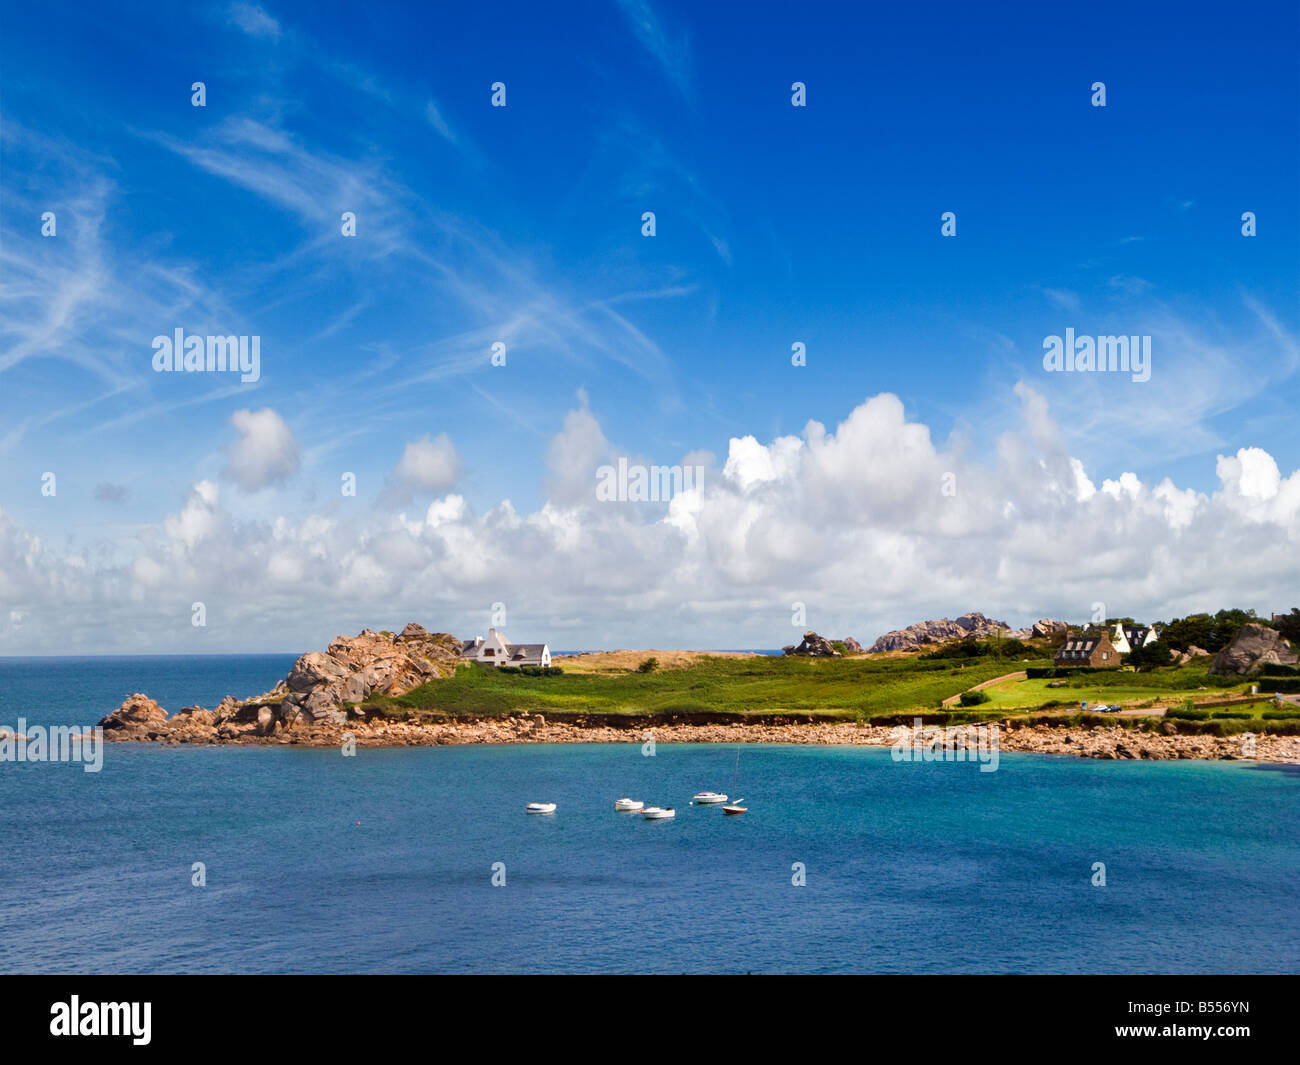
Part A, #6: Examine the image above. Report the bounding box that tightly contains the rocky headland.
[95,619,1298,763]
[100,622,461,743]
[867,612,1027,653]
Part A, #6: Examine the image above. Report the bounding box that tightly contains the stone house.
[1054,630,1120,668]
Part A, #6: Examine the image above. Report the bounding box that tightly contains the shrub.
[496,665,564,677]
[1258,678,1300,694]
[1260,663,1299,676]
[958,690,990,707]
[922,639,986,660]
[636,657,659,674]
[1166,707,1210,721]
[1211,711,1253,720]
[922,636,1031,661]
[831,641,848,655]
[1026,666,1108,679]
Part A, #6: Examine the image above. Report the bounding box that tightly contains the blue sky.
[1,1,1298,654]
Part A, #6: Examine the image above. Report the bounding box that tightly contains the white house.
[460,628,551,668]
[1110,623,1161,655]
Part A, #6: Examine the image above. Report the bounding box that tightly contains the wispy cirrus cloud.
[616,0,693,98]
[227,1,281,40]
[1010,294,1300,471]
[0,123,242,387]
[4,99,688,465]
[424,100,458,145]
[1039,287,1081,313]
[224,2,472,158]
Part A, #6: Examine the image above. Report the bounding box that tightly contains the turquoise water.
[0,657,1297,974]
[0,654,299,729]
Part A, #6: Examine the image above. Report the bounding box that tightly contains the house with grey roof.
[460,627,551,668]
[1054,630,1120,668]
[1108,623,1162,655]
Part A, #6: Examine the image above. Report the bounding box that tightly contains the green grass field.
[371,654,1054,721]
[979,672,1252,711]
[354,651,1300,731]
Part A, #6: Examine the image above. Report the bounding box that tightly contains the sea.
[1,654,1296,974]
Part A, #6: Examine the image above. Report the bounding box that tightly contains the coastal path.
[941,670,1027,708]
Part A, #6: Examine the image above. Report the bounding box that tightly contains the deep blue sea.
[1,656,1297,974]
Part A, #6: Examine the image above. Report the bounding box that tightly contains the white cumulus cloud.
[222,409,300,491]
[381,433,461,505]
[0,388,1297,654]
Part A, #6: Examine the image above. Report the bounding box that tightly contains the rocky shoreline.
[96,710,1300,763]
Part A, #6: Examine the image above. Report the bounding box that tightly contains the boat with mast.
[722,749,746,814]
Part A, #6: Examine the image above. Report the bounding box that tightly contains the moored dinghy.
[721,751,746,814]
[526,802,556,814]
[614,798,644,812]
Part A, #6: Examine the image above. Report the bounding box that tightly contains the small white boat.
[614,798,644,812]
[691,791,728,805]
[526,802,556,814]
[642,806,676,820]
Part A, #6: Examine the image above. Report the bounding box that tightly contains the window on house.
[484,648,494,656]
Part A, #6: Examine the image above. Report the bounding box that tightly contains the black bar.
[0,974,1290,1052]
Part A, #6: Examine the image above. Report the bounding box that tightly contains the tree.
[1160,613,1213,652]
[921,638,986,660]
[1160,609,1260,652]
[1272,608,1300,645]
[1127,642,1174,671]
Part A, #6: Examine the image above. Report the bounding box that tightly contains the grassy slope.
[980,669,1251,710]
[361,648,1300,726]
[372,655,1054,721]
